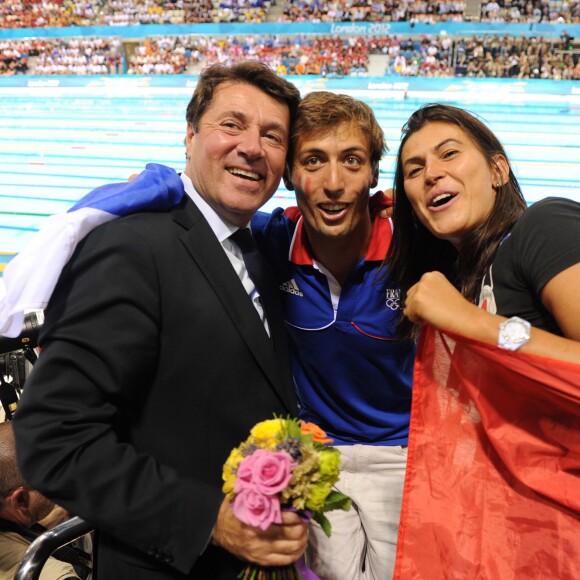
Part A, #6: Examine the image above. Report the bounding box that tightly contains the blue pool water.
[1,77,579,264]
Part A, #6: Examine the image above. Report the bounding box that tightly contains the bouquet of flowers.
[222,416,351,580]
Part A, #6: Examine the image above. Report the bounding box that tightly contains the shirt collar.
[288,212,393,265]
[181,173,248,242]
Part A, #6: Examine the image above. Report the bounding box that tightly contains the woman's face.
[401,121,506,249]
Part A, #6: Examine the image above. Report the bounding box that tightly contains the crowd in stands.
[481,0,579,23]
[1,33,577,79]
[34,38,123,75]
[128,32,580,78]
[180,0,215,23]
[0,0,203,28]
[127,36,198,73]
[279,0,465,23]
[35,37,123,74]
[0,0,578,28]
[0,0,270,28]
[454,34,579,78]
[198,34,369,74]
[374,32,579,77]
[379,34,454,75]
[278,0,579,22]
[0,40,35,74]
[0,37,123,75]
[215,0,271,22]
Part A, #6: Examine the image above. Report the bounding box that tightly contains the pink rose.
[233,487,282,530]
[235,449,295,496]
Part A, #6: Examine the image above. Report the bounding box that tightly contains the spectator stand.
[0,0,578,30]
[0,21,579,77]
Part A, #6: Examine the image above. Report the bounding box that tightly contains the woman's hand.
[404,271,481,335]
[405,271,580,365]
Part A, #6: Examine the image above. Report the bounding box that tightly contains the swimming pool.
[1,76,579,264]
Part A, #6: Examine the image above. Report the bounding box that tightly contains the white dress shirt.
[181,173,269,334]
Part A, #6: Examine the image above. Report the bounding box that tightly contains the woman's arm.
[404,269,580,365]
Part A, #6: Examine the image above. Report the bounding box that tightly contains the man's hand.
[369,189,394,219]
[212,496,308,566]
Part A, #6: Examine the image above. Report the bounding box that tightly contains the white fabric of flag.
[0,163,184,337]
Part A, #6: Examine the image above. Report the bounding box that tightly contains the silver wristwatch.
[498,316,531,351]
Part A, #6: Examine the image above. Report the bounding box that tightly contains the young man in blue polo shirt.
[252,91,415,579]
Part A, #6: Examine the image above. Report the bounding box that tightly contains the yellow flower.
[249,418,286,449]
[222,473,236,496]
[224,446,244,471]
[222,447,244,495]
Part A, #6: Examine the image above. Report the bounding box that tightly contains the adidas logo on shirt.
[280,278,304,297]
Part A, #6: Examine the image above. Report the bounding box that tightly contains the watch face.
[499,317,531,350]
[504,320,528,341]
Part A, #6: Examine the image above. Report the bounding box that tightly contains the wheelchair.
[1,313,94,579]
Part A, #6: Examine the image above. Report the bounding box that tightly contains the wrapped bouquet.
[222,417,351,579]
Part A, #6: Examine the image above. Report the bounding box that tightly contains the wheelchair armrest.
[15,516,94,580]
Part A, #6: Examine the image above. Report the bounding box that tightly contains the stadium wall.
[0,75,578,105]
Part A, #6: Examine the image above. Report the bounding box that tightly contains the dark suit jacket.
[13,196,297,579]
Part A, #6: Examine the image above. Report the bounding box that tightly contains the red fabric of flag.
[394,325,580,580]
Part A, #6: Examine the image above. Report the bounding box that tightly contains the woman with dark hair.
[386,103,580,579]
[387,103,580,362]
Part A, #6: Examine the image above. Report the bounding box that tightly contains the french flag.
[0,163,183,338]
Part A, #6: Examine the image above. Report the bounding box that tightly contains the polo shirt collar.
[289,213,393,265]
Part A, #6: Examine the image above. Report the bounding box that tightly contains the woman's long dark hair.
[386,104,527,339]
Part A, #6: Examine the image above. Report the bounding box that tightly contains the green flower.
[306,481,333,511]
[318,447,341,482]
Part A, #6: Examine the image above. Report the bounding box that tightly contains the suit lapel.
[172,199,295,413]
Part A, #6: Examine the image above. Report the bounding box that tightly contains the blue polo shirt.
[252,204,414,446]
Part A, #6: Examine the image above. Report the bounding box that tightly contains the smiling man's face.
[184,81,290,227]
[289,121,377,245]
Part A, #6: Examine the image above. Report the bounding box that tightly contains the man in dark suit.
[12,62,306,579]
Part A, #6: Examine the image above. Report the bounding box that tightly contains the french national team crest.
[386,289,401,311]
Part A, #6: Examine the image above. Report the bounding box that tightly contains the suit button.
[163,553,174,563]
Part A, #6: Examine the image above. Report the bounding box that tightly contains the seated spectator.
[0,422,91,579]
